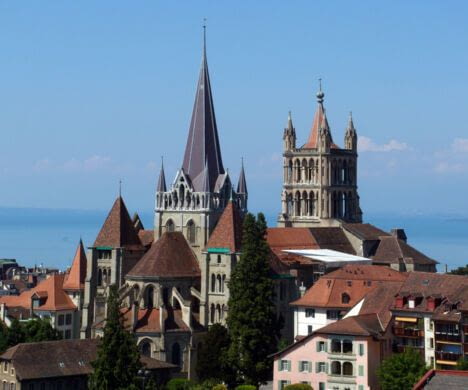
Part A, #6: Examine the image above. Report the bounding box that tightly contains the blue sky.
[1,1,468,219]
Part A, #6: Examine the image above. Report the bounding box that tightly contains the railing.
[393,326,424,337]
[393,345,425,358]
[435,332,462,343]
[435,351,462,361]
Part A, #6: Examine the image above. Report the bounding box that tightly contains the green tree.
[88,284,142,390]
[196,324,233,383]
[449,264,468,275]
[23,317,61,342]
[226,213,281,386]
[6,319,25,347]
[377,348,428,390]
[456,357,468,370]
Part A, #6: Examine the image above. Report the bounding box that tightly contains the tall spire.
[157,157,167,192]
[237,158,247,194]
[202,159,211,193]
[182,25,225,192]
[286,110,294,132]
[347,111,355,131]
[304,79,332,148]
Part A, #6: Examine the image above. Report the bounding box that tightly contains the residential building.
[0,339,176,390]
[413,369,468,390]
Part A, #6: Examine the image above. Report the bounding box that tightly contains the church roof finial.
[237,157,248,195]
[316,78,324,104]
[119,179,122,198]
[157,156,167,193]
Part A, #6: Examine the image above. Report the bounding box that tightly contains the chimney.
[299,282,306,298]
[391,228,407,243]
[395,296,404,308]
[427,297,435,311]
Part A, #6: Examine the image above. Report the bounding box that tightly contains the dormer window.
[342,293,350,304]
[408,298,415,309]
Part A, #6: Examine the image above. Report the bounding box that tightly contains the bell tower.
[278,83,362,227]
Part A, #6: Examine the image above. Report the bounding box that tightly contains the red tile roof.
[0,274,76,312]
[291,265,407,308]
[316,313,383,337]
[93,196,142,248]
[342,223,390,240]
[63,240,87,291]
[127,232,201,279]
[205,201,243,252]
[138,229,154,247]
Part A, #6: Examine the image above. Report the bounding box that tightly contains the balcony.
[435,332,462,343]
[393,345,425,358]
[435,351,461,362]
[393,326,424,338]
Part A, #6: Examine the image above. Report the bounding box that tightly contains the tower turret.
[344,112,358,151]
[283,111,296,151]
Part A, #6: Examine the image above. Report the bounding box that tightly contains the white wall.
[295,307,340,337]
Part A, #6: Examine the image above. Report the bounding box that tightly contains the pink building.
[273,282,401,390]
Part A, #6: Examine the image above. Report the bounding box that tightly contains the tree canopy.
[88,284,142,390]
[377,348,428,390]
[226,212,281,386]
[449,264,468,275]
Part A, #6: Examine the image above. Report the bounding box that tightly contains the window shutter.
[359,343,364,356]
[325,362,329,374]
[315,362,319,373]
[288,360,291,372]
[324,342,328,352]
[359,365,364,376]
[278,381,282,390]
[298,361,301,372]
[316,341,320,352]
[308,361,312,372]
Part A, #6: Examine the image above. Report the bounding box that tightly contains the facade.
[0,339,176,390]
[0,241,86,339]
[291,265,407,338]
[278,87,362,228]
[273,314,390,390]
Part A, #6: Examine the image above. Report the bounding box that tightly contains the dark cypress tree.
[226,212,280,385]
[23,317,61,342]
[88,284,142,390]
[196,323,234,383]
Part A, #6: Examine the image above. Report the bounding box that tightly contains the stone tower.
[154,29,247,259]
[278,85,362,227]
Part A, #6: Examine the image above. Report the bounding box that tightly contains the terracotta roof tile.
[316,313,383,336]
[342,223,390,240]
[291,265,406,308]
[63,240,87,291]
[138,230,154,247]
[0,274,76,312]
[127,232,201,279]
[93,196,142,248]
[205,201,243,252]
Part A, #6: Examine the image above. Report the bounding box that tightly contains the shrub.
[284,384,313,390]
[166,378,195,390]
[235,385,256,390]
[213,385,227,390]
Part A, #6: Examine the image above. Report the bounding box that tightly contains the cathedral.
[79,30,438,379]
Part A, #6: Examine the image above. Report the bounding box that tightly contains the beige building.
[278,85,362,227]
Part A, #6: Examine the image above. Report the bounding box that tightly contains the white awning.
[282,248,372,268]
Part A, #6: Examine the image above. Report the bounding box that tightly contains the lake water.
[0,207,467,272]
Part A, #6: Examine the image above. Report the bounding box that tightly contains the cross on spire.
[119,179,122,197]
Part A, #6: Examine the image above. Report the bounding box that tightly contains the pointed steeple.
[157,157,167,192]
[345,111,357,151]
[237,158,247,194]
[63,239,87,291]
[287,111,294,132]
[182,26,225,192]
[347,111,356,132]
[94,197,142,248]
[304,80,333,148]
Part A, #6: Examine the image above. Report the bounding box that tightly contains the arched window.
[222,275,226,293]
[217,255,222,264]
[295,192,301,216]
[211,274,216,292]
[139,341,151,357]
[343,362,353,376]
[187,220,196,244]
[216,304,221,322]
[331,361,341,375]
[210,304,215,323]
[221,305,225,320]
[166,219,175,232]
[342,293,350,304]
[107,269,111,284]
[288,160,293,183]
[331,339,341,353]
[97,269,102,286]
[217,275,222,293]
[162,287,169,306]
[179,185,185,208]
[102,269,107,285]
[145,286,154,309]
[171,343,181,366]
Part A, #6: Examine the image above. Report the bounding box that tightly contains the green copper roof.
[207,248,230,254]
